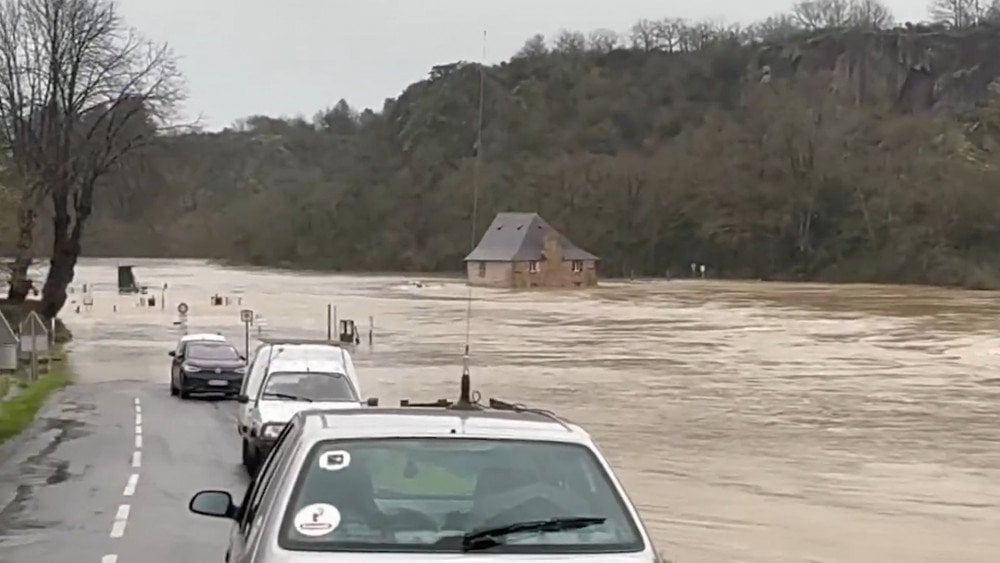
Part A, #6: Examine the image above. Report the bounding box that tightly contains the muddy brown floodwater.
[57,258,1000,562]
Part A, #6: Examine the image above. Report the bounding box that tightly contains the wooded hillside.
[9,1,1000,288]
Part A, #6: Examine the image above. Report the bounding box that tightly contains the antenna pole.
[458,30,487,409]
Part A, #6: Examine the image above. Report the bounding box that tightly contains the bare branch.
[0,0,185,313]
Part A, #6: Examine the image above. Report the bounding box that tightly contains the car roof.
[261,342,350,360]
[258,338,348,347]
[266,356,348,374]
[180,333,227,343]
[293,406,591,445]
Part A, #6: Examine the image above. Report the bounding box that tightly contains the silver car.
[189,400,665,562]
[236,340,375,474]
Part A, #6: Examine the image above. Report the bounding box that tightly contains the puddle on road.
[0,403,90,543]
[36,259,1000,561]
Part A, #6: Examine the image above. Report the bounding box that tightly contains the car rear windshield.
[261,372,357,402]
[278,438,644,554]
[186,343,240,361]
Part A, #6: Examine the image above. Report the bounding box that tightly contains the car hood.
[257,400,360,424]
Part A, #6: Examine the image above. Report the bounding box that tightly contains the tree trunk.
[6,201,38,303]
[40,203,81,318]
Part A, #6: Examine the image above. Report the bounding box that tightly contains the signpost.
[240,309,254,359]
[177,302,189,335]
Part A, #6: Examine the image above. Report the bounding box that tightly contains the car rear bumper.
[181,374,244,395]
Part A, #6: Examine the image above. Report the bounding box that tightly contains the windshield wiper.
[462,517,606,552]
[262,392,313,402]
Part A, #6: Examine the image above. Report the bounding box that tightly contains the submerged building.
[464,212,599,288]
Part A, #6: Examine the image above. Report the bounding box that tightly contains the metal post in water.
[369,315,373,346]
[327,304,332,341]
[333,307,338,338]
[30,319,37,382]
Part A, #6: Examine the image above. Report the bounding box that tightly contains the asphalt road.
[0,285,254,563]
[0,379,249,563]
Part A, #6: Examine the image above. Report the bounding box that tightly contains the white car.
[236,339,374,474]
[190,395,666,561]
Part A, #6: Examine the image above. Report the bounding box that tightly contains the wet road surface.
[1,258,999,562]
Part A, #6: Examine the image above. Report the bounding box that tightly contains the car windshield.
[186,343,239,361]
[261,372,356,402]
[279,438,644,553]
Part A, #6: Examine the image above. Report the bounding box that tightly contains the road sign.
[177,302,189,315]
[240,309,254,360]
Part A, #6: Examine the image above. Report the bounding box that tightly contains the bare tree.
[629,19,659,52]
[792,0,855,29]
[654,18,687,52]
[588,29,620,53]
[850,0,895,28]
[747,13,803,43]
[0,0,183,315]
[928,0,980,26]
[553,30,587,54]
[515,34,548,58]
[986,0,1000,22]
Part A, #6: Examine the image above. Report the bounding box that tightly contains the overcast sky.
[116,0,931,130]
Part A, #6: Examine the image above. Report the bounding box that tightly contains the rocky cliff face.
[752,25,1000,116]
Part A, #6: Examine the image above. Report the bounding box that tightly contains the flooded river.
[57,258,1000,562]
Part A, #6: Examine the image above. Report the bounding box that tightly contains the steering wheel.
[479,496,569,531]
[385,507,439,531]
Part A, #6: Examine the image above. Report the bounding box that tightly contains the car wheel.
[242,439,256,474]
[178,376,189,399]
[170,377,178,396]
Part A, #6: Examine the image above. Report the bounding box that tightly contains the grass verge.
[0,362,70,445]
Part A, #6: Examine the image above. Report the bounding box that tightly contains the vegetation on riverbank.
[7,1,1000,291]
[0,300,73,343]
[0,354,70,445]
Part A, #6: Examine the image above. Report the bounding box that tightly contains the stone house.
[464,212,599,288]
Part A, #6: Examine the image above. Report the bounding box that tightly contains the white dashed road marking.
[105,397,144,560]
[123,473,139,496]
[110,504,130,538]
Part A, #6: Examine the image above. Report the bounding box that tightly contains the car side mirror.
[366,397,379,407]
[189,490,237,519]
[168,351,175,357]
[240,355,246,362]
[237,395,249,404]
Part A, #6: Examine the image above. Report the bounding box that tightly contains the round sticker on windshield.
[319,450,351,471]
[293,503,341,537]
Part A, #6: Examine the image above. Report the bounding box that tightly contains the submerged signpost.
[240,309,254,359]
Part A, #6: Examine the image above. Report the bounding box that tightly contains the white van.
[235,339,374,474]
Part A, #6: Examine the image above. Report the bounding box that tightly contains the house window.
[528,261,539,273]
[478,262,486,277]
[572,260,583,273]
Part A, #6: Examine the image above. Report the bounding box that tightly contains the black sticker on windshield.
[319,450,351,471]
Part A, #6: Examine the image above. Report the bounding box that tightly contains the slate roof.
[0,310,16,346]
[464,212,599,262]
